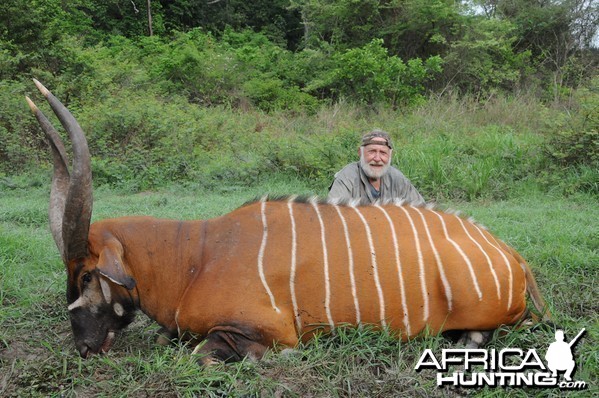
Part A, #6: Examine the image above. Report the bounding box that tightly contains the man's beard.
[360,156,390,179]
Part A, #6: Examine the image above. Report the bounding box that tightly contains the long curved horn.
[28,80,93,262]
[26,96,70,261]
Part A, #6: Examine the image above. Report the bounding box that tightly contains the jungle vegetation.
[0,0,597,199]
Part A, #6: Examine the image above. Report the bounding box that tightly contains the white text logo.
[414,329,587,390]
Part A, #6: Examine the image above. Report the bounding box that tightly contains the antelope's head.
[27,80,137,358]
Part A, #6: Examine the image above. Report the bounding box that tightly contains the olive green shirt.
[328,162,424,205]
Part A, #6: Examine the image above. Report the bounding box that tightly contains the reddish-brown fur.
[78,198,544,361]
[27,80,548,363]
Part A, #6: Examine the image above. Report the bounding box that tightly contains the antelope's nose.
[79,344,90,359]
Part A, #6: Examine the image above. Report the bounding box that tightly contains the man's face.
[359,139,392,179]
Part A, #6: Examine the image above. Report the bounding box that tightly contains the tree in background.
[473,0,599,98]
[0,0,596,100]
[0,0,597,194]
[159,0,303,49]
[440,16,532,95]
[69,0,165,38]
[290,0,465,59]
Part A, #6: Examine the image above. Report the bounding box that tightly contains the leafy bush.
[2,14,596,199]
[242,78,319,112]
[443,18,532,94]
[540,78,599,195]
[135,29,321,112]
[0,43,23,80]
[544,80,599,167]
[316,39,442,106]
[147,30,240,105]
[551,80,598,160]
[0,80,47,173]
[547,129,598,166]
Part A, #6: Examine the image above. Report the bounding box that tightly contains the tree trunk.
[147,0,153,36]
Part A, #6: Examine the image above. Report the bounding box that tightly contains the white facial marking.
[113,303,124,316]
[68,280,104,313]
[100,278,112,303]
[68,296,86,311]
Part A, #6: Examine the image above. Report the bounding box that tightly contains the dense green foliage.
[0,0,597,198]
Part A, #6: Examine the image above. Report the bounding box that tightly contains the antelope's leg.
[192,325,268,365]
[457,330,494,349]
[155,326,178,345]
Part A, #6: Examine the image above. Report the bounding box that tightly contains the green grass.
[0,182,597,397]
[9,89,595,201]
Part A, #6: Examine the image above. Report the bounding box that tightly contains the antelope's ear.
[96,239,136,290]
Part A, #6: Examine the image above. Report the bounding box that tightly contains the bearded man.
[328,129,424,205]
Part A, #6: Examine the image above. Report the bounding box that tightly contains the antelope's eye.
[82,273,92,285]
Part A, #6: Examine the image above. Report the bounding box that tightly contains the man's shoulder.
[334,162,360,179]
[384,165,407,179]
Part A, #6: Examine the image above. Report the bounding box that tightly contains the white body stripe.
[456,216,501,300]
[333,205,361,324]
[352,206,386,328]
[375,205,411,336]
[287,199,302,333]
[258,200,281,313]
[396,205,429,321]
[473,224,513,309]
[412,206,453,312]
[430,210,483,301]
[311,199,335,330]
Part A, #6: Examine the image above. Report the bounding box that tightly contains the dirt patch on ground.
[0,315,73,396]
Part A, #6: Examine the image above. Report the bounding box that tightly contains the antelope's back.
[221,197,527,340]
